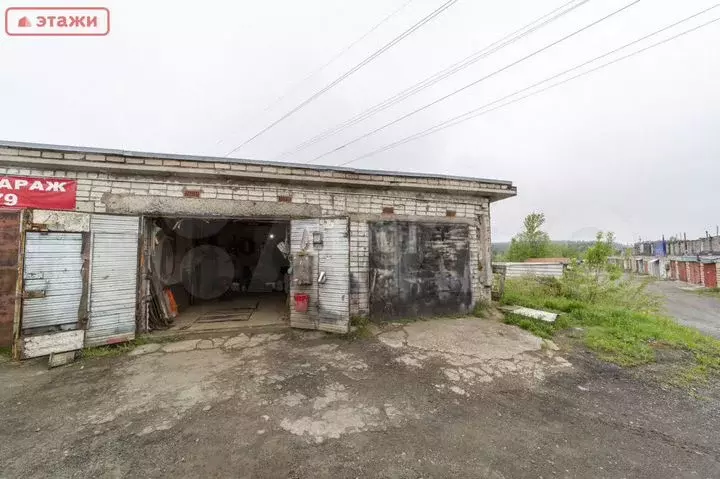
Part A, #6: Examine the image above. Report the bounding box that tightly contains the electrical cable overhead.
[273,0,590,161]
[304,0,642,164]
[225,0,460,157]
[336,5,720,167]
[217,0,416,145]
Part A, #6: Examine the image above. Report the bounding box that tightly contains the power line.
[225,0,460,157]
[305,0,641,164]
[273,0,590,161]
[337,7,720,167]
[216,0,416,146]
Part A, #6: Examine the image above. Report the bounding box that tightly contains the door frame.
[137,214,294,334]
[289,216,350,333]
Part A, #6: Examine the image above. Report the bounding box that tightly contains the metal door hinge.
[22,290,46,299]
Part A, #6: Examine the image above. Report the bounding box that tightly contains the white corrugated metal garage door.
[290,219,320,331]
[317,218,350,333]
[289,218,350,334]
[22,232,84,330]
[86,215,140,346]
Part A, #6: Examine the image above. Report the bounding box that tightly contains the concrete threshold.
[149,323,290,342]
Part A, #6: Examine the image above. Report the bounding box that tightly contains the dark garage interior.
[145,217,290,332]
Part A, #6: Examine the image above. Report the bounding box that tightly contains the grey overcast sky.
[2,0,719,243]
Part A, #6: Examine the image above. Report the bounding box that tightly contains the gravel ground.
[0,318,718,478]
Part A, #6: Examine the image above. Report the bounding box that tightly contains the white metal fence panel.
[86,215,139,347]
[497,262,566,279]
[22,232,83,330]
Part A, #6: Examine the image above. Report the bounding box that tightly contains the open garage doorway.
[143,217,291,334]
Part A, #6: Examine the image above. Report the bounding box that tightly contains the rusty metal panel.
[704,263,718,288]
[317,218,350,334]
[30,210,90,232]
[369,222,472,320]
[85,214,139,347]
[22,232,83,330]
[678,262,688,282]
[0,211,20,346]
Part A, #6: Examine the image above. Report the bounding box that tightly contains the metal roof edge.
[0,139,515,188]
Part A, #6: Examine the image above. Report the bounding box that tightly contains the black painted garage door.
[369,221,472,320]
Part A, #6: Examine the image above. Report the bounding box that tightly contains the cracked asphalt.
[0,317,718,478]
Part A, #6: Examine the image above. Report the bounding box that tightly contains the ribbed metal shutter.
[22,232,84,330]
[86,215,140,346]
[500,262,565,279]
[289,219,320,330]
[289,218,350,334]
[317,218,350,333]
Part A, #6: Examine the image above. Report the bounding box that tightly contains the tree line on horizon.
[493,212,621,262]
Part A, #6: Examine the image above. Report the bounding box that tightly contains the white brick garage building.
[0,141,515,358]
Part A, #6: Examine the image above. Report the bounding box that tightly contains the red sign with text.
[0,176,77,210]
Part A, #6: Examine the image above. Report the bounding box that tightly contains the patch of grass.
[500,277,586,313]
[502,278,720,383]
[472,300,492,318]
[81,334,179,360]
[695,287,720,297]
[82,342,135,359]
[346,316,375,341]
[0,346,11,358]
[503,313,558,339]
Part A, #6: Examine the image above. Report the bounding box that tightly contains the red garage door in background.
[703,263,718,288]
[689,262,702,285]
[678,262,688,282]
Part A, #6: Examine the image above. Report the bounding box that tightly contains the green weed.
[346,316,375,341]
[502,278,720,383]
[82,343,135,359]
[472,300,492,318]
[81,334,178,359]
[503,313,558,339]
[696,287,720,297]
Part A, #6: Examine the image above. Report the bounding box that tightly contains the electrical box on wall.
[293,254,313,285]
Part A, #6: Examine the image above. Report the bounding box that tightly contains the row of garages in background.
[609,256,719,288]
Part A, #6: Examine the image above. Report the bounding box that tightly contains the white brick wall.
[0,149,503,318]
[350,221,370,316]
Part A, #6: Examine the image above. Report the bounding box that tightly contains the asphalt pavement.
[647,280,720,339]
